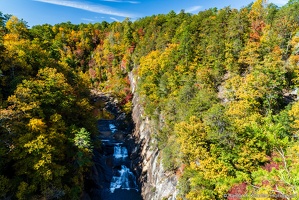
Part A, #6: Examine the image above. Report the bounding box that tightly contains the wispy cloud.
[110,17,120,22]
[81,18,95,22]
[268,0,288,5]
[33,0,138,18]
[101,0,140,4]
[185,5,202,13]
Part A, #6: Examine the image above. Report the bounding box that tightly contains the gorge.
[85,80,178,200]
[1,1,299,199]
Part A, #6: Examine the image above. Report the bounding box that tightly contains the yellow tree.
[1,67,94,199]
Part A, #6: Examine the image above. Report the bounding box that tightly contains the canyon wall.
[129,72,178,200]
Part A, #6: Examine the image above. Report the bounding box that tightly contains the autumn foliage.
[1,0,299,199]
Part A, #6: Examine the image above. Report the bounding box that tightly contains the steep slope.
[129,72,178,200]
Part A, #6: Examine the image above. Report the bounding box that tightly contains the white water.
[109,124,117,133]
[113,145,128,159]
[110,165,138,193]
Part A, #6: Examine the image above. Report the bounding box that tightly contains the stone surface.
[129,71,178,200]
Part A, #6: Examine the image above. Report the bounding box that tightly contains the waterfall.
[92,98,142,199]
[110,146,137,193]
[113,145,128,159]
[109,123,117,133]
[110,165,138,193]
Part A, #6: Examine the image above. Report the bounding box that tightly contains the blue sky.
[0,0,289,27]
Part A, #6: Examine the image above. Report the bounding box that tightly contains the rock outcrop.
[129,72,178,200]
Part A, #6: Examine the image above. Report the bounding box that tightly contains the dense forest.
[1,0,299,199]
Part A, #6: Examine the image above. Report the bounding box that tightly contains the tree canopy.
[1,0,299,199]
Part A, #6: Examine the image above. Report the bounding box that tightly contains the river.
[85,96,142,200]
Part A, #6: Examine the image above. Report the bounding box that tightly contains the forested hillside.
[1,0,299,199]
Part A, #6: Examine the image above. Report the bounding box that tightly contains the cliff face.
[129,72,178,200]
